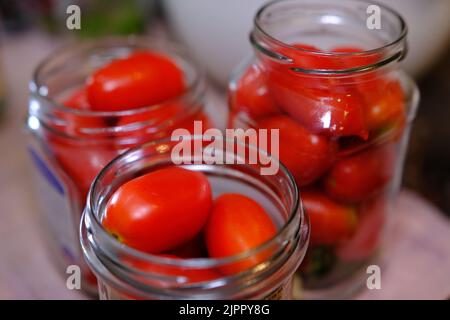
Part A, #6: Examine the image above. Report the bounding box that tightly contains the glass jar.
[228,0,419,298]
[80,137,310,299]
[27,37,210,293]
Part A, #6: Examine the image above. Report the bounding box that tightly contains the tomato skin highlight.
[324,145,395,203]
[205,193,277,275]
[103,167,212,254]
[257,115,337,187]
[301,191,357,245]
[86,51,185,111]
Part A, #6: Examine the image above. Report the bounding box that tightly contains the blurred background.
[0,0,449,214]
[0,0,449,299]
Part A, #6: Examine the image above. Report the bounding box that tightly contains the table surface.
[0,31,449,300]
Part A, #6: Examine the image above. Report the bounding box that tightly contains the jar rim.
[83,135,306,270]
[30,36,204,118]
[252,0,408,74]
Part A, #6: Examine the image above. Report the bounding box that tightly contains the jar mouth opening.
[252,0,408,74]
[30,36,204,118]
[84,135,304,271]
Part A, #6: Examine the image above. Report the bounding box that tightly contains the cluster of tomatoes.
[46,45,405,284]
[103,166,277,281]
[47,51,209,200]
[229,44,406,276]
[43,51,211,287]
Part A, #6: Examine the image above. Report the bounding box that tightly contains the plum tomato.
[257,115,338,186]
[331,46,406,137]
[114,101,210,146]
[273,43,341,71]
[331,46,380,70]
[86,51,185,111]
[324,144,395,203]
[205,193,277,275]
[267,75,369,139]
[229,64,280,119]
[103,167,212,253]
[301,191,357,245]
[265,43,369,139]
[361,79,406,134]
[56,88,106,137]
[48,135,119,198]
[336,198,386,262]
[62,87,91,110]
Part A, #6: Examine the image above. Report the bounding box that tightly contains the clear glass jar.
[27,37,210,293]
[228,0,419,298]
[80,137,310,299]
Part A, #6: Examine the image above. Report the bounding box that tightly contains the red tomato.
[257,115,337,186]
[324,144,395,203]
[48,135,119,198]
[266,43,369,139]
[301,191,357,245]
[330,46,381,91]
[331,46,380,70]
[336,197,386,261]
[205,193,277,275]
[56,88,106,137]
[103,167,212,253]
[114,105,211,148]
[62,87,91,110]
[274,43,340,71]
[229,64,280,119]
[361,79,406,134]
[331,46,406,137]
[113,102,186,145]
[267,75,368,139]
[86,51,185,111]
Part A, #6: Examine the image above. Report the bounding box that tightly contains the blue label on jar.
[28,146,79,264]
[28,147,65,196]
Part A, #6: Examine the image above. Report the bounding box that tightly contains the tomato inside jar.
[80,137,309,300]
[27,38,211,294]
[228,0,419,298]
